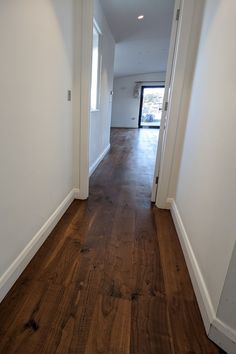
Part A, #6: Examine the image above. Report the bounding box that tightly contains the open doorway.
[138,86,165,128]
[78,0,176,200]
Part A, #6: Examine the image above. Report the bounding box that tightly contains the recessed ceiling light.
[137,15,144,20]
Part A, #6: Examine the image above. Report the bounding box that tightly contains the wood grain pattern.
[0,129,222,354]
[154,209,222,354]
[131,296,174,354]
[85,296,131,354]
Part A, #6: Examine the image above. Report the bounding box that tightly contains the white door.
[151,0,181,202]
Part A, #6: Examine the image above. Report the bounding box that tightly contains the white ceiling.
[99,0,175,78]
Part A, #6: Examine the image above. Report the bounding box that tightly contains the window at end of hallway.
[91,23,101,111]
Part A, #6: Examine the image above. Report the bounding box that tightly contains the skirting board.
[209,318,236,354]
[168,198,236,354]
[0,189,76,304]
[89,144,110,177]
[111,126,138,129]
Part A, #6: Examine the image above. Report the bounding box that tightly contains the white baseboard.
[209,318,236,354]
[169,198,214,332]
[111,125,138,129]
[0,190,75,303]
[89,144,110,177]
[169,198,236,353]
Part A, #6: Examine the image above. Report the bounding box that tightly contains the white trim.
[209,318,236,354]
[91,19,102,112]
[169,198,236,353]
[0,190,75,304]
[151,0,181,203]
[165,198,173,209]
[74,188,88,201]
[78,0,94,200]
[93,18,101,35]
[111,125,138,129]
[74,188,81,200]
[169,198,214,331]
[156,0,204,208]
[156,0,196,208]
[89,144,110,177]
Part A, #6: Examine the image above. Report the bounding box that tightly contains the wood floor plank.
[0,282,63,353]
[0,129,222,354]
[41,277,102,353]
[85,296,131,354]
[131,295,174,354]
[154,209,195,299]
[154,208,221,354]
[132,206,165,299]
[102,187,136,300]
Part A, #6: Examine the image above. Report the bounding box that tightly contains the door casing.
[151,0,181,202]
[152,0,204,209]
[77,0,200,209]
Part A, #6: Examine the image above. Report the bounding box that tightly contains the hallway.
[0,129,220,353]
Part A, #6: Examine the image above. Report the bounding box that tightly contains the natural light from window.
[91,25,100,111]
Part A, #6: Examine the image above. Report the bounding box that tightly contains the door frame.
[73,0,93,200]
[138,85,165,129]
[76,0,202,205]
[151,0,181,202]
[152,0,204,208]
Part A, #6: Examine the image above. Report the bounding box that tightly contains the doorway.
[77,0,179,202]
[139,86,165,129]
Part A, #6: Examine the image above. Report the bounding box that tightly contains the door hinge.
[67,90,72,101]
[176,9,180,21]
[156,176,159,185]
[164,101,168,111]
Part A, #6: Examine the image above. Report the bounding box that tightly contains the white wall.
[0,0,74,291]
[217,243,236,333]
[174,0,236,348]
[89,0,115,173]
[111,72,166,128]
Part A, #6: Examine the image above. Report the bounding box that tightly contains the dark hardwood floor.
[0,128,221,353]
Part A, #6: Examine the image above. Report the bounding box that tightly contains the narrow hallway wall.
[0,0,74,300]
[173,0,236,351]
[89,0,115,175]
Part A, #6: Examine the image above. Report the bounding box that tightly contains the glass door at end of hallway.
[139,86,165,129]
